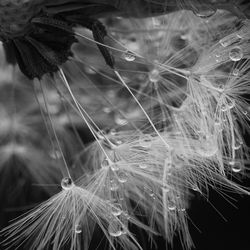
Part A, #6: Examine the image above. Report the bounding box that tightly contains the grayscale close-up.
[0,1,249,250]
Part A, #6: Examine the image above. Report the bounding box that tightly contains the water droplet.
[233,143,241,150]
[75,224,82,234]
[108,220,122,237]
[117,171,128,183]
[221,103,228,112]
[111,163,119,172]
[232,68,239,76]
[110,179,119,191]
[168,202,176,211]
[198,135,218,157]
[179,208,186,212]
[139,164,148,169]
[229,161,242,173]
[227,99,235,109]
[193,7,216,18]
[219,34,240,47]
[61,177,73,190]
[148,69,160,83]
[229,47,243,61]
[192,185,200,192]
[101,158,111,169]
[123,51,136,62]
[111,203,123,216]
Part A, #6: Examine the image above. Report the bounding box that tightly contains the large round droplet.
[168,202,176,211]
[229,161,242,173]
[108,221,122,237]
[117,171,128,183]
[229,47,243,62]
[61,177,73,190]
[75,224,82,234]
[123,51,136,62]
[111,203,123,216]
[193,7,216,18]
[232,68,239,76]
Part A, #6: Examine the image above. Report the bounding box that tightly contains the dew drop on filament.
[117,171,128,183]
[229,47,243,61]
[61,177,73,190]
[75,224,82,234]
[123,51,136,62]
[111,203,123,216]
[229,161,242,173]
[108,220,122,237]
[193,7,216,18]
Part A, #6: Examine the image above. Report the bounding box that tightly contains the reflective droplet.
[198,135,218,157]
[108,220,122,237]
[75,224,82,234]
[221,103,228,112]
[192,185,200,192]
[232,68,239,76]
[101,158,111,169]
[193,7,216,18]
[233,143,241,150]
[229,47,243,61]
[168,202,176,211]
[111,203,123,216]
[139,164,147,169]
[229,161,242,173]
[61,177,73,190]
[110,179,119,191]
[148,69,160,83]
[227,99,235,109]
[179,208,186,212]
[123,51,136,62]
[111,163,119,172]
[117,171,128,183]
[219,34,240,47]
